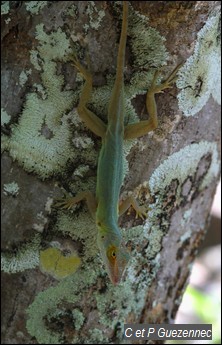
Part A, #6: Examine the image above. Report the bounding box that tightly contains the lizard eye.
[111,251,116,258]
[107,246,117,260]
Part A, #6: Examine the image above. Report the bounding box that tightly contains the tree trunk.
[1,1,221,344]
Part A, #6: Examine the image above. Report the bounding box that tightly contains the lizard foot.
[54,195,78,210]
[68,52,92,81]
[150,62,183,94]
[134,205,147,220]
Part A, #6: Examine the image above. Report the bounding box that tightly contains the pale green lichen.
[6,25,79,179]
[1,135,10,153]
[1,108,11,126]
[87,329,109,344]
[180,209,193,241]
[119,142,220,311]
[4,16,11,24]
[1,1,10,15]
[72,309,85,331]
[72,134,94,149]
[144,141,220,267]
[25,1,47,15]
[181,208,193,227]
[73,165,90,178]
[34,24,71,61]
[30,50,41,71]
[26,269,98,344]
[3,181,20,196]
[33,83,47,99]
[1,234,41,273]
[177,12,221,116]
[84,1,106,32]
[32,212,48,233]
[116,142,220,310]
[45,197,54,213]
[4,22,102,179]
[180,229,192,243]
[126,4,168,98]
[64,4,78,18]
[149,141,220,194]
[19,69,32,87]
[55,211,97,261]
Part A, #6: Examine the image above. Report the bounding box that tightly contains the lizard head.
[97,230,130,285]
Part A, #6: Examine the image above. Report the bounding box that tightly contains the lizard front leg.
[55,191,97,219]
[124,63,183,140]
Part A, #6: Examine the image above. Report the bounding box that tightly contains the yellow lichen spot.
[55,253,81,279]
[40,247,81,279]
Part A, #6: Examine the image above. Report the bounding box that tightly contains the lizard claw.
[135,206,147,220]
[149,62,184,94]
[53,195,76,210]
[68,50,92,81]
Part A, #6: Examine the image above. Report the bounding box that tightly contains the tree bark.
[1,1,221,344]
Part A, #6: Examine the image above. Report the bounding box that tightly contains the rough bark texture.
[1,1,221,344]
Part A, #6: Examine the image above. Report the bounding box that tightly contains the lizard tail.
[116,1,128,84]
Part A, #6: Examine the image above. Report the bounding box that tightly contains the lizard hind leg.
[124,62,183,140]
[68,50,107,138]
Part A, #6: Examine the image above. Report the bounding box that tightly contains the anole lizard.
[57,1,182,285]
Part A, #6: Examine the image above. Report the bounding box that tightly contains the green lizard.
[57,1,182,285]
